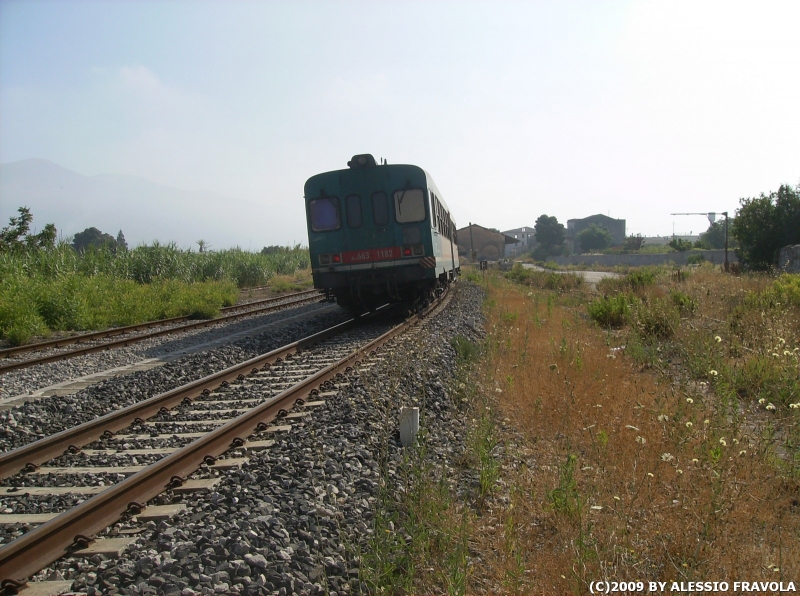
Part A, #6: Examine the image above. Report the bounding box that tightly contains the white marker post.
[399,406,420,447]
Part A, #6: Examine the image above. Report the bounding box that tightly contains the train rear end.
[304,155,456,310]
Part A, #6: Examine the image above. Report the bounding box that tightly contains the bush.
[627,268,657,289]
[451,335,479,363]
[596,268,657,295]
[587,294,632,328]
[633,297,678,339]
[0,297,48,345]
[670,290,696,315]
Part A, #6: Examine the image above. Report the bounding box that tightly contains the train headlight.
[332,254,342,263]
[403,247,412,257]
[319,254,331,265]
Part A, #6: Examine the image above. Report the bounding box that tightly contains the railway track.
[0,290,324,374]
[0,293,450,593]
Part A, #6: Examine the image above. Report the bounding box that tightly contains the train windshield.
[310,197,340,231]
[393,189,426,223]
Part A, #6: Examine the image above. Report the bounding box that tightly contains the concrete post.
[399,407,420,447]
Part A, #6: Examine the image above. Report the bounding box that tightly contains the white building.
[501,226,536,257]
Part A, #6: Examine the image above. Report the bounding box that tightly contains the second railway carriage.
[304,154,459,309]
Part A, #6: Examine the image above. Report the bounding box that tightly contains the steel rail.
[0,297,440,589]
[0,314,367,480]
[0,292,325,374]
[0,289,322,359]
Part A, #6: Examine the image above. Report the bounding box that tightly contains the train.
[304,154,460,310]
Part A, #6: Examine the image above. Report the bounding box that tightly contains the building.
[566,214,626,252]
[501,226,536,257]
[455,223,519,261]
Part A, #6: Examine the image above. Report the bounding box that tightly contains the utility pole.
[469,222,476,262]
[671,212,729,271]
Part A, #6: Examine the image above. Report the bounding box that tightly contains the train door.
[369,190,395,260]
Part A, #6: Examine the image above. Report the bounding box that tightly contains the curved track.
[0,293,450,591]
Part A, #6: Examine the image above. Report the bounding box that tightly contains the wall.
[547,249,737,267]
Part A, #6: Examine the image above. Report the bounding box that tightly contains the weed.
[587,294,632,327]
[670,289,696,315]
[451,335,479,363]
[549,452,581,519]
[633,296,678,340]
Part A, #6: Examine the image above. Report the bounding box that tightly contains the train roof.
[304,155,451,215]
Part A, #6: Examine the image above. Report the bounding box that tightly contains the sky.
[1,0,799,248]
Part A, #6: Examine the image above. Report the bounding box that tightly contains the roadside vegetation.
[367,264,799,593]
[0,207,310,345]
[522,183,798,268]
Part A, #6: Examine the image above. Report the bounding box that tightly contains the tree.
[73,227,117,253]
[577,224,613,253]
[0,207,57,252]
[196,239,210,253]
[696,219,737,250]
[622,234,645,252]
[733,184,800,270]
[261,245,289,255]
[533,215,565,253]
[668,238,694,252]
[0,207,33,252]
[116,230,128,252]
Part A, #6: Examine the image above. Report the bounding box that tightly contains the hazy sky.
[1,0,799,247]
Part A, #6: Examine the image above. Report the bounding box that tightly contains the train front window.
[393,189,425,223]
[372,192,389,225]
[346,194,362,228]
[310,197,340,231]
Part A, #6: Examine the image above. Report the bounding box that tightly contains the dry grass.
[462,269,800,593]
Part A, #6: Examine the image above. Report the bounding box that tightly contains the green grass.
[587,294,632,327]
[0,274,238,345]
[0,240,304,344]
[0,241,309,287]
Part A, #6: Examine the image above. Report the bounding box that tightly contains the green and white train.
[304,154,459,309]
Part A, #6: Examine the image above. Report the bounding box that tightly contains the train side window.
[346,194,362,228]
[430,191,437,228]
[394,189,426,223]
[372,192,389,225]
[309,197,340,231]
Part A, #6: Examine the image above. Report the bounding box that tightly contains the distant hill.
[0,158,284,249]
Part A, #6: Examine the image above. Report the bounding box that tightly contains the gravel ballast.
[0,306,350,452]
[0,301,337,402]
[8,282,486,595]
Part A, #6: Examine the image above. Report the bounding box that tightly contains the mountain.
[0,158,293,250]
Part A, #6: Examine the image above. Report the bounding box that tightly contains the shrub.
[451,335,480,363]
[0,298,48,345]
[587,294,632,328]
[627,268,657,290]
[670,290,696,315]
[633,297,678,339]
